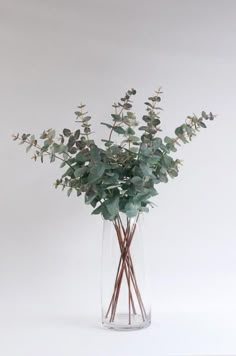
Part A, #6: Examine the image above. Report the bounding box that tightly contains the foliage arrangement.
[13,88,215,221]
[13,88,215,327]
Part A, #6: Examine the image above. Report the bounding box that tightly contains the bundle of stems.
[105,214,147,324]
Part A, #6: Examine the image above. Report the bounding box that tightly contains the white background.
[1,0,236,355]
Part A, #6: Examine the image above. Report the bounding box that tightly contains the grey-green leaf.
[113,126,126,135]
[105,195,119,217]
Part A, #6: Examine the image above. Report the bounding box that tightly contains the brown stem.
[105,253,122,319]
[128,255,147,319]
[110,218,138,321]
[128,261,131,324]
[109,224,130,322]
[105,221,136,319]
[114,221,136,315]
[105,214,148,325]
[117,216,146,319]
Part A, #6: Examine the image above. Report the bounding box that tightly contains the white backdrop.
[1,0,236,355]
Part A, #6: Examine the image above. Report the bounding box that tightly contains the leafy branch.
[12,131,75,170]
[13,88,216,220]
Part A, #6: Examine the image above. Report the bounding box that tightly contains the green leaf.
[175,126,188,143]
[128,146,139,153]
[152,137,162,147]
[50,153,56,163]
[76,140,86,150]
[209,112,214,120]
[74,111,83,117]
[153,118,161,126]
[163,155,174,169]
[68,147,77,154]
[91,163,105,177]
[185,125,192,136]
[131,176,143,185]
[26,144,32,153]
[168,169,178,178]
[82,116,91,122]
[106,184,120,190]
[199,121,207,128]
[57,144,67,154]
[164,137,173,144]
[84,127,91,134]
[142,115,151,123]
[165,143,177,152]
[87,163,105,183]
[101,205,112,220]
[144,102,154,108]
[159,172,168,183]
[111,114,121,121]
[92,204,103,215]
[123,103,132,110]
[40,131,47,139]
[77,104,86,109]
[90,145,101,162]
[101,139,114,147]
[126,127,135,135]
[62,167,74,178]
[85,190,97,205]
[101,122,112,129]
[29,134,36,143]
[63,128,71,137]
[74,166,87,178]
[124,202,138,218]
[76,151,90,163]
[67,188,73,197]
[129,136,140,142]
[201,111,208,119]
[74,129,80,140]
[139,126,148,131]
[68,135,75,148]
[133,188,157,205]
[175,126,184,136]
[105,194,119,218]
[113,126,126,135]
[139,162,155,178]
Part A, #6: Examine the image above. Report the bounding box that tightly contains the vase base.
[102,313,151,331]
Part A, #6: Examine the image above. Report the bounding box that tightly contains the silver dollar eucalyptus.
[13,88,215,327]
[13,88,215,221]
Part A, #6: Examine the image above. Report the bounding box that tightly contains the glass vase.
[101,213,151,331]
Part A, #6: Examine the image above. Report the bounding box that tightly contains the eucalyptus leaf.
[113,127,126,135]
[101,122,112,129]
[85,190,97,205]
[124,202,138,218]
[75,166,87,178]
[105,194,120,218]
[63,128,71,137]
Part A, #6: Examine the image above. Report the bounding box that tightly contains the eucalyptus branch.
[108,104,120,142]
[164,111,216,153]
[11,89,217,330]
[108,88,137,142]
[13,88,216,221]
[13,135,76,171]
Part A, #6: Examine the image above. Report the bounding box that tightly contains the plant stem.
[110,218,137,322]
[105,214,147,325]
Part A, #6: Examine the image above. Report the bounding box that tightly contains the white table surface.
[1,307,236,356]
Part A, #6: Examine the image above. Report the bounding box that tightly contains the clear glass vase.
[101,213,151,331]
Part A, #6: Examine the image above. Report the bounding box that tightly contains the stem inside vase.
[103,214,149,328]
